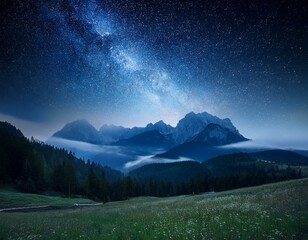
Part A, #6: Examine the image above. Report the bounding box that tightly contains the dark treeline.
[0,122,303,202]
[0,122,124,202]
[127,169,301,198]
[127,153,303,198]
[127,162,302,198]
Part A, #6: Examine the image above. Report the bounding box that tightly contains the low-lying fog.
[47,137,308,173]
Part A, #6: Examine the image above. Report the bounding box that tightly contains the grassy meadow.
[0,178,307,240]
[0,190,96,209]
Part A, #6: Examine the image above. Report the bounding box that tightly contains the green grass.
[0,189,96,209]
[0,179,307,240]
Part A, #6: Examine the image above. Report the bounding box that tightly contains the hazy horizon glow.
[1,0,307,143]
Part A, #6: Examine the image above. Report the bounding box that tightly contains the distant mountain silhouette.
[52,119,101,144]
[156,123,248,160]
[99,120,173,143]
[173,112,239,144]
[186,123,248,145]
[115,130,175,148]
[145,120,174,134]
[50,111,248,149]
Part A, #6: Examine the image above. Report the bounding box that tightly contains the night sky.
[0,0,307,141]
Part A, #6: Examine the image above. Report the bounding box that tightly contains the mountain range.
[52,119,101,144]
[50,111,248,149]
[47,111,251,171]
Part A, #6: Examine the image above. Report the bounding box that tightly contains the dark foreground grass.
[0,190,96,209]
[0,178,307,240]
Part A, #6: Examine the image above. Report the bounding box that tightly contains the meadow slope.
[0,178,307,240]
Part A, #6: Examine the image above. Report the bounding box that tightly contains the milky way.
[0,0,307,140]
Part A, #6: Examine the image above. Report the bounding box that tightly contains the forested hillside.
[0,122,128,201]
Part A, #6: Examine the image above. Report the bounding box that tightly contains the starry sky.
[0,0,307,141]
